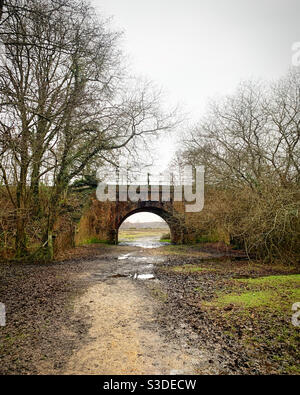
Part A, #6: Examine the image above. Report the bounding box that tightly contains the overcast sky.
[93,0,299,116]
[91,0,300,222]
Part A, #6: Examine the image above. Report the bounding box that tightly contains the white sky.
[91,0,300,222]
[123,212,165,223]
[93,0,299,117]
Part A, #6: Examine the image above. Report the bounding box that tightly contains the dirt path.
[64,276,199,375]
[62,238,208,375]
[2,237,297,374]
[61,239,245,375]
[0,239,212,375]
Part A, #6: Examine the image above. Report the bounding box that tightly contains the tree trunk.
[15,214,27,257]
[30,164,42,216]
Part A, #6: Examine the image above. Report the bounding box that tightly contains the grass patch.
[201,273,300,373]
[211,290,278,308]
[160,233,170,243]
[172,264,215,274]
[237,274,300,287]
[205,274,300,311]
[118,228,167,241]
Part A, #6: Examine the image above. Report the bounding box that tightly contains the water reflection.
[117,253,132,260]
[133,273,155,280]
[118,240,170,249]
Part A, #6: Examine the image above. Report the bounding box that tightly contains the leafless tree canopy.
[0,0,175,258]
[179,69,300,263]
[183,70,300,188]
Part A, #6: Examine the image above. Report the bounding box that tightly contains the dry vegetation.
[0,0,174,261]
[0,1,299,267]
[176,71,300,265]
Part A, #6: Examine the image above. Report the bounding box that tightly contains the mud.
[63,242,215,374]
[0,237,298,374]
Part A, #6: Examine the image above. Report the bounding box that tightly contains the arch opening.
[117,207,182,245]
[118,212,170,246]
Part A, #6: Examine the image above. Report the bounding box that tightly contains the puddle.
[133,273,155,280]
[139,264,154,270]
[93,272,155,281]
[118,253,131,260]
[130,257,148,262]
[117,255,165,265]
[118,241,170,249]
[92,253,160,283]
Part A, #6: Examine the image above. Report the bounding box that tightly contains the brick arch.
[76,192,192,246]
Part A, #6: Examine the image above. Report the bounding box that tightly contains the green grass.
[118,228,167,241]
[204,274,300,311]
[172,264,215,273]
[211,290,279,308]
[237,274,300,287]
[201,273,300,373]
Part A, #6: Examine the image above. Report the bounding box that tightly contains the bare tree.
[0,0,175,258]
[183,72,300,189]
[179,69,300,263]
[0,1,3,22]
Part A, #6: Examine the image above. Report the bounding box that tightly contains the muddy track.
[62,246,215,374]
[1,240,298,375]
